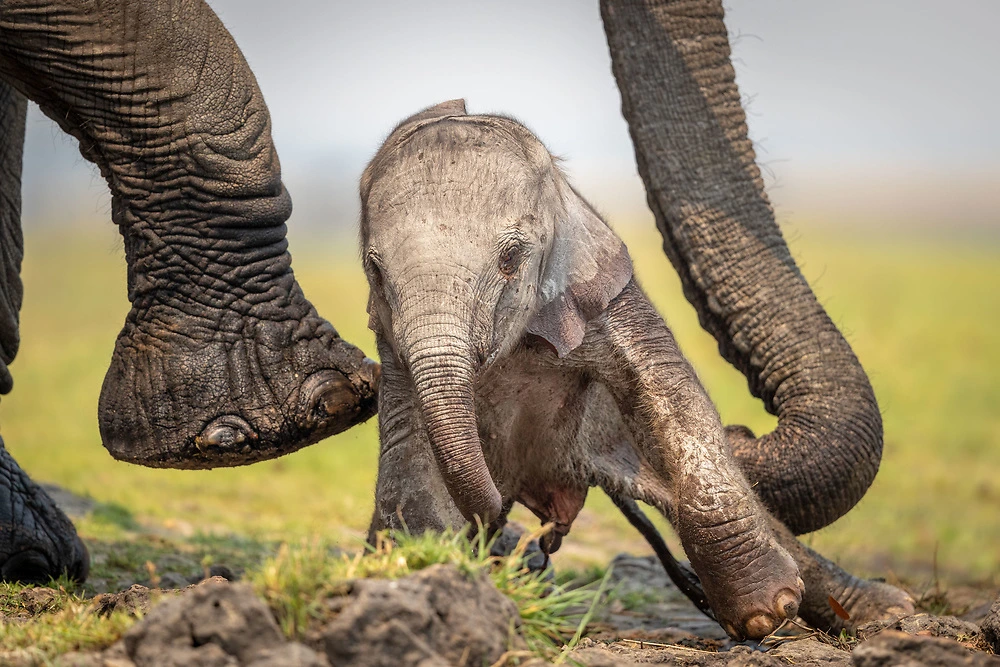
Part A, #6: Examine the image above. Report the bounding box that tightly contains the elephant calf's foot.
[798,546,914,634]
[0,442,88,583]
[684,514,804,640]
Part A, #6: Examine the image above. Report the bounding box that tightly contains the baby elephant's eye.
[498,246,522,278]
[366,256,385,291]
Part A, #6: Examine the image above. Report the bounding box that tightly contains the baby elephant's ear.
[527,188,633,357]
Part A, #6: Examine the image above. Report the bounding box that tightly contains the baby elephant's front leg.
[590,281,802,640]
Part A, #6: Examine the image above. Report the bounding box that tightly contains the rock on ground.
[123,580,325,667]
[982,595,1000,653]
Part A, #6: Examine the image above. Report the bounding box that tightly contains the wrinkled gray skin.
[363,99,914,641]
[0,0,378,582]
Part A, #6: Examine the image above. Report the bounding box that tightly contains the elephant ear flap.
[527,186,633,357]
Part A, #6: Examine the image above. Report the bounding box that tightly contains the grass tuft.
[249,525,608,660]
[0,578,134,661]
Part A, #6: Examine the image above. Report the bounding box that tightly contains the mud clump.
[854,630,1000,666]
[74,564,520,667]
[91,575,232,617]
[857,612,983,642]
[982,595,1000,653]
[122,580,324,666]
[534,638,853,665]
[306,563,523,666]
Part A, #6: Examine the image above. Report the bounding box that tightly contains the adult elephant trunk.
[401,306,502,525]
[601,0,882,535]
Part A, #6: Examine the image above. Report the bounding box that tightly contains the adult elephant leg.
[0,0,377,469]
[0,80,88,582]
[602,0,881,537]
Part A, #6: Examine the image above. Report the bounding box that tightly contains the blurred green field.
[3,219,998,587]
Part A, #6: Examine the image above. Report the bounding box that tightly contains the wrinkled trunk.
[397,283,502,525]
[601,0,882,534]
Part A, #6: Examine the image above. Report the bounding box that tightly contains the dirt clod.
[308,563,522,667]
[532,636,852,666]
[91,576,231,617]
[18,587,60,614]
[857,612,982,643]
[853,630,1000,666]
[122,579,321,666]
[981,595,1000,653]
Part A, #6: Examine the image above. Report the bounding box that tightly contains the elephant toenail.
[796,576,805,592]
[299,371,356,426]
[744,613,776,639]
[722,621,742,640]
[776,590,801,619]
[196,415,256,451]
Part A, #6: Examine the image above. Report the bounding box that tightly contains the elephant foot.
[766,517,914,634]
[797,544,914,634]
[98,288,379,469]
[706,542,804,641]
[0,441,88,583]
[682,512,804,641]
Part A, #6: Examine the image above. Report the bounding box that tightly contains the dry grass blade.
[618,638,717,654]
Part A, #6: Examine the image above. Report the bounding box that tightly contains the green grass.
[0,526,603,663]
[0,577,135,660]
[1,218,997,600]
[250,527,604,660]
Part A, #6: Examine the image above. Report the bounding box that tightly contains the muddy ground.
[3,488,998,665]
[0,552,992,666]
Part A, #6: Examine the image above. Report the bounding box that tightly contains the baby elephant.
[361,100,912,640]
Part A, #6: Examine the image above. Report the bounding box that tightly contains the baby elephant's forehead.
[366,118,555,219]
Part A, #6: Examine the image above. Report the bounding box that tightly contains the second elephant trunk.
[602,0,882,535]
[405,323,502,525]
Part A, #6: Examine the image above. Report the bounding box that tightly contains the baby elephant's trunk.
[405,327,502,525]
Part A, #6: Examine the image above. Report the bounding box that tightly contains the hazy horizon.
[17,0,1000,235]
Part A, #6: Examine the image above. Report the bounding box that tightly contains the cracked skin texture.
[0,0,377,581]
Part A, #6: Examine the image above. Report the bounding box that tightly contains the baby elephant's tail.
[610,495,716,622]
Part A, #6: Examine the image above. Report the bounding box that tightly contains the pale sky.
[20,0,1000,231]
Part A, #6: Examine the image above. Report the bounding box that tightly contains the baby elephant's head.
[360,100,632,525]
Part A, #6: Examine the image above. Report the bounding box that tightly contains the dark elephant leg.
[768,517,913,632]
[0,0,377,470]
[0,79,88,582]
[0,442,89,583]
